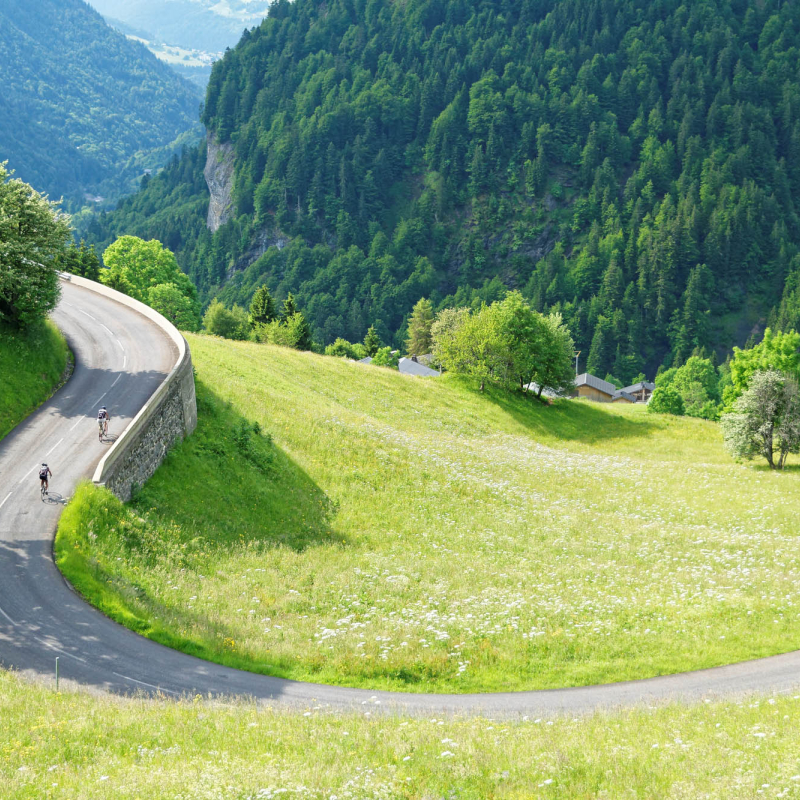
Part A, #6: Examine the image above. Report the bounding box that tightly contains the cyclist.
[97,406,110,441]
[39,463,52,495]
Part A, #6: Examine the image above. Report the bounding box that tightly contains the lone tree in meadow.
[0,163,71,328]
[406,297,434,356]
[721,370,800,470]
[431,292,575,396]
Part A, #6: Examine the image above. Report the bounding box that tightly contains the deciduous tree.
[0,164,71,328]
[724,329,800,409]
[102,236,201,329]
[721,370,800,469]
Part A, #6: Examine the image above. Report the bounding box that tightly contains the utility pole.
[574,350,581,376]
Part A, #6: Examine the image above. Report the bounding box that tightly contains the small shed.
[619,381,655,403]
[610,390,637,403]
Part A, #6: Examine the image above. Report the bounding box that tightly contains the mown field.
[57,335,800,692]
[0,320,68,440]
[4,671,800,799]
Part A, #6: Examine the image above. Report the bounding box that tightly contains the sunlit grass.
[57,335,800,692]
[5,671,800,799]
[0,319,68,439]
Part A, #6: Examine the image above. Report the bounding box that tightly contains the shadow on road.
[42,492,67,506]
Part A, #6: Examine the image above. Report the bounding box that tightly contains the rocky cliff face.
[204,133,235,233]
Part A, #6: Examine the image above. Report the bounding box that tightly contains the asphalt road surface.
[1,281,799,716]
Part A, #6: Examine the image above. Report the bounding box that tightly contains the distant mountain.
[0,0,202,205]
[87,0,270,52]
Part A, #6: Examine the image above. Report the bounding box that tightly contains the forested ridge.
[87,0,800,378]
[0,0,201,205]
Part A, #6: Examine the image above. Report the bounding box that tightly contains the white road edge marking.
[78,309,96,321]
[44,438,64,458]
[19,463,41,485]
[18,439,64,485]
[100,324,126,352]
[110,374,122,388]
[123,355,127,368]
[0,492,12,511]
[92,392,107,406]
[112,672,179,695]
[0,603,18,626]
[36,638,88,665]
[69,416,85,431]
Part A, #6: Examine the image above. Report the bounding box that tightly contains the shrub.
[325,338,367,360]
[648,386,685,416]
[203,300,250,340]
[372,346,399,368]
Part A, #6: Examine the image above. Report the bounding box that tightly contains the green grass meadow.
[4,671,800,799]
[0,320,69,439]
[57,335,800,692]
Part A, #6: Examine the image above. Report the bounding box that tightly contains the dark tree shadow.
[479,381,659,444]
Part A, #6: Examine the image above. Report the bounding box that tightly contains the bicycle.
[98,416,109,441]
[40,480,47,499]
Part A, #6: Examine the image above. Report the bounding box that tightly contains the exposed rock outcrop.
[204,132,235,233]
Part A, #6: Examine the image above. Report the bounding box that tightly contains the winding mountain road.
[1,281,800,716]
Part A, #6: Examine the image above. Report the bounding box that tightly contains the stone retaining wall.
[58,273,197,502]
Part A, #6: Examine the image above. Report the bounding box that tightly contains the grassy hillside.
[58,336,800,692]
[4,671,800,799]
[0,321,68,440]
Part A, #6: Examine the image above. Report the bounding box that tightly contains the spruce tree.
[406,298,434,356]
[363,325,381,357]
[281,292,298,320]
[250,285,276,327]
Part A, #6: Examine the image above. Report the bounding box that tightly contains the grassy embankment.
[0,320,69,439]
[57,335,800,692]
[4,671,800,799]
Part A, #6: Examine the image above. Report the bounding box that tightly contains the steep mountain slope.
[88,0,270,52]
[87,0,800,377]
[0,0,201,204]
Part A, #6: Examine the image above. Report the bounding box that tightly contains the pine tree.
[406,298,434,356]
